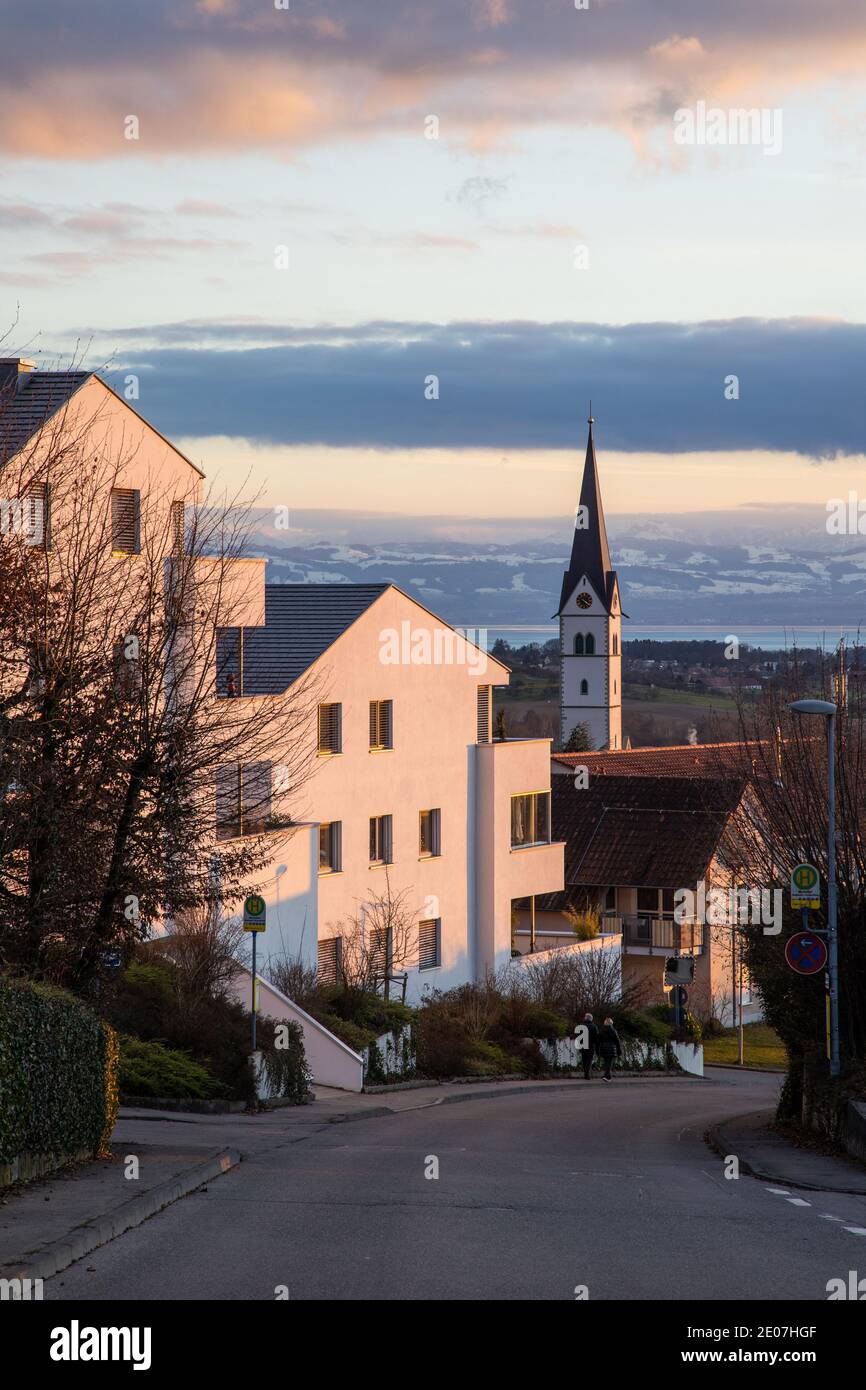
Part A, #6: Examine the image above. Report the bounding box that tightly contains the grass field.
[702,1022,787,1071]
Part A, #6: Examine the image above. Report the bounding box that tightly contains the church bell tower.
[556,412,624,752]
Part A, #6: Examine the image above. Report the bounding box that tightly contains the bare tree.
[329,869,419,1004]
[0,382,318,992]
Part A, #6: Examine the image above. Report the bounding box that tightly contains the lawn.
[702,1022,787,1071]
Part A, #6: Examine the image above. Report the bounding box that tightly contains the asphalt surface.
[45,1069,866,1301]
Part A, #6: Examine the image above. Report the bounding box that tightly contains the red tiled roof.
[552,741,761,779]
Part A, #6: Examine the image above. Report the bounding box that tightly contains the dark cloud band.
[95,317,865,458]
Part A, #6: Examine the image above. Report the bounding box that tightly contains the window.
[418,918,441,970]
[318,702,342,754]
[369,698,393,750]
[573,633,584,656]
[369,926,390,975]
[580,679,589,695]
[215,762,272,839]
[510,791,551,849]
[612,634,618,655]
[585,632,595,655]
[476,685,490,743]
[318,821,342,873]
[637,888,658,914]
[604,886,616,911]
[369,813,393,864]
[317,936,343,985]
[171,500,185,556]
[216,627,242,697]
[419,808,441,857]
[25,481,49,549]
[111,488,140,554]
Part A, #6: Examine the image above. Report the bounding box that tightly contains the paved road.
[46,1070,866,1301]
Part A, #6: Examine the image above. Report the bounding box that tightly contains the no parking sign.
[784,931,827,975]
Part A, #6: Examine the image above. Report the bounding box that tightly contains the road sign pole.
[251,928,257,1054]
[826,710,840,1078]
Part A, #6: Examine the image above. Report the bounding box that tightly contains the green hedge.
[0,979,118,1168]
[119,1036,225,1100]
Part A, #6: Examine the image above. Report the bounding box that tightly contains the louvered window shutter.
[171,500,185,556]
[216,763,241,839]
[242,763,272,832]
[477,686,490,743]
[111,488,140,553]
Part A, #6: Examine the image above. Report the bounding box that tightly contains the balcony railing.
[603,913,706,955]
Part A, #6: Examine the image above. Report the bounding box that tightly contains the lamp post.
[788,698,840,1078]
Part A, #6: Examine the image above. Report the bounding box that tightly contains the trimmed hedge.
[119,1036,225,1100]
[0,979,118,1170]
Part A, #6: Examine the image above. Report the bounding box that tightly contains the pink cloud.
[0,2,864,159]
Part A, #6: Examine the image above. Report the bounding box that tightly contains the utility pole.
[788,699,841,1079]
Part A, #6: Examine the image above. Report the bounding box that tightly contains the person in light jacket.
[597,1017,622,1081]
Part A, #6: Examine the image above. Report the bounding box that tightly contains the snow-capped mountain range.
[247,505,866,629]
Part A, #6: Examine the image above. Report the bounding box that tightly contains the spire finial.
[588,399,594,427]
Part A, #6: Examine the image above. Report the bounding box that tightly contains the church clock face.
[575,592,592,610]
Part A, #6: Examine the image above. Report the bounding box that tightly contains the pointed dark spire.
[557,414,614,612]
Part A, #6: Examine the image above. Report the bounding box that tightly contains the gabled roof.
[239,583,390,693]
[547,773,746,894]
[0,370,91,463]
[557,417,618,614]
[0,367,205,477]
[552,741,760,779]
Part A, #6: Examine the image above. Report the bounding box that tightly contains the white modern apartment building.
[216,580,565,1001]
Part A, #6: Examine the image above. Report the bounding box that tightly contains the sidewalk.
[708,1108,866,1195]
[0,1071,697,1285]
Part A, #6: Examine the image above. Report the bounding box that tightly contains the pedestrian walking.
[598,1017,622,1081]
[576,1012,599,1079]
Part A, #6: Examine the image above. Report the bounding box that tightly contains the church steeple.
[558,412,614,613]
[556,412,624,752]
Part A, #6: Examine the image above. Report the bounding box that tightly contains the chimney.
[0,358,36,395]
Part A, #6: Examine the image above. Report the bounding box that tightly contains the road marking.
[843,1226,866,1236]
[766,1187,790,1195]
[818,1214,845,1222]
[786,1197,811,1207]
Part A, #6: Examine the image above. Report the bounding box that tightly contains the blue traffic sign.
[785,931,828,975]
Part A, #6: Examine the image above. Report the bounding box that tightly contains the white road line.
[786,1197,811,1207]
[766,1187,790,1195]
[818,1214,845,1221]
[843,1226,866,1236]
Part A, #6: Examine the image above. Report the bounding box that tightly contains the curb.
[0,1147,242,1284]
[327,1073,704,1121]
[706,1111,866,1196]
[704,1063,786,1076]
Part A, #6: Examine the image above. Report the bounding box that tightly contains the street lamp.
[788,698,840,1077]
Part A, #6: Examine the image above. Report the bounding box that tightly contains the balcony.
[603,913,706,956]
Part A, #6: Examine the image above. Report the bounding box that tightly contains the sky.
[1,0,865,521]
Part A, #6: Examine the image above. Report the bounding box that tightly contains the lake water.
[473,626,856,652]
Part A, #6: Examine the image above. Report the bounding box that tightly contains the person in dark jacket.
[598,1017,622,1081]
[576,1013,599,1079]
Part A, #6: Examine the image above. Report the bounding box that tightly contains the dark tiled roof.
[238,583,390,693]
[552,742,760,779]
[0,371,91,463]
[546,773,746,896]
